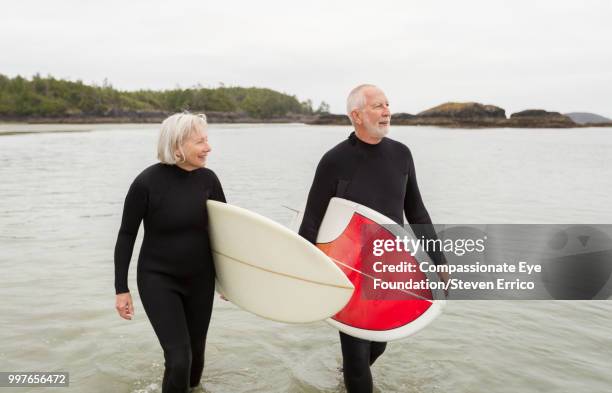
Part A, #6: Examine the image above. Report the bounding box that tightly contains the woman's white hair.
[346,84,377,126]
[157,112,207,164]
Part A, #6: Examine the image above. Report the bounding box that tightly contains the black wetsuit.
[299,132,444,393]
[114,163,225,393]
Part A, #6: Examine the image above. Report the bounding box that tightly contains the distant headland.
[0,74,321,124]
[1,74,610,128]
[308,103,612,128]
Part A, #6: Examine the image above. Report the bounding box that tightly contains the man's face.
[359,87,391,138]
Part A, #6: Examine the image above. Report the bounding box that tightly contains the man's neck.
[354,129,383,145]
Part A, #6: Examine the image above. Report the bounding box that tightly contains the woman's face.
[177,125,211,170]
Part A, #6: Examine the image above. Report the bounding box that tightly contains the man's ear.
[351,110,362,125]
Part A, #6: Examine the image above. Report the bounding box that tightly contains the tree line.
[0,74,329,118]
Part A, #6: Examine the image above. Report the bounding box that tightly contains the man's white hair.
[346,84,378,126]
[157,112,207,164]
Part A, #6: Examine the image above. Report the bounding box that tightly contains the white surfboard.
[206,200,354,323]
[316,198,446,341]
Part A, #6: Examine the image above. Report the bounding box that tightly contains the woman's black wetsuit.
[114,163,225,393]
[299,132,444,393]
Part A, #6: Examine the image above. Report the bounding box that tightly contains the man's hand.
[115,292,134,320]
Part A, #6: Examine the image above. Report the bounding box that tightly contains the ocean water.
[0,123,611,393]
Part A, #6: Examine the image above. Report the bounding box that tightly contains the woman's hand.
[116,292,134,320]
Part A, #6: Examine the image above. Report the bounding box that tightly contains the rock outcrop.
[417,102,506,120]
[390,113,416,125]
[307,113,351,125]
[508,110,575,128]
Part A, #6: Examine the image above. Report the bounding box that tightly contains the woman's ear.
[174,147,183,162]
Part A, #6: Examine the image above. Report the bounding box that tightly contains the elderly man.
[299,84,447,393]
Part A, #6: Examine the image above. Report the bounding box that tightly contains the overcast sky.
[2,0,611,116]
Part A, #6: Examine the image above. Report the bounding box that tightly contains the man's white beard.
[365,123,390,139]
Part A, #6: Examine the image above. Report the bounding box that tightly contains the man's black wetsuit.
[299,132,443,393]
[114,163,225,393]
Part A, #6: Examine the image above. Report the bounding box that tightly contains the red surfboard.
[316,198,445,341]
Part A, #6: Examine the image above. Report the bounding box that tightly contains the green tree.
[0,73,317,118]
[316,101,330,114]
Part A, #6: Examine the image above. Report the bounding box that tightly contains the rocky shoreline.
[2,103,611,128]
[0,111,317,125]
[307,103,612,128]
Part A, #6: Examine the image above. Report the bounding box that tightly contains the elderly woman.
[114,113,225,393]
